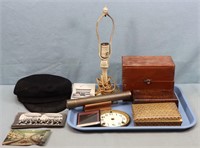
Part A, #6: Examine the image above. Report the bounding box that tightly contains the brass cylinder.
[66,91,132,109]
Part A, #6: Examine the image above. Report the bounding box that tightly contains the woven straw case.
[132,102,182,126]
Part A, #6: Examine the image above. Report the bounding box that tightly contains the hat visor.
[22,100,67,113]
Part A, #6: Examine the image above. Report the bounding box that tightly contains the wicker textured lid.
[132,102,182,122]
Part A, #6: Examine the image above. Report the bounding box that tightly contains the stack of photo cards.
[71,83,96,99]
[2,129,51,146]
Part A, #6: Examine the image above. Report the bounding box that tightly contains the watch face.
[100,110,130,127]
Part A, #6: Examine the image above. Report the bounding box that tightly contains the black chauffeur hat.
[14,74,72,112]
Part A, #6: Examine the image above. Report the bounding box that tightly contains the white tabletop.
[0,84,199,148]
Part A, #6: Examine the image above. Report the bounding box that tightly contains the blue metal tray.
[67,86,197,132]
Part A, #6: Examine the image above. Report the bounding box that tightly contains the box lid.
[122,56,175,67]
[132,102,182,122]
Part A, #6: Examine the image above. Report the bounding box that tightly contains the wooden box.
[132,89,178,106]
[122,56,175,91]
[122,56,177,105]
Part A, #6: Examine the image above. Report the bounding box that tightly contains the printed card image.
[2,129,51,146]
[71,83,95,99]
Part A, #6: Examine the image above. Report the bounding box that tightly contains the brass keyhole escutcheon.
[144,79,151,85]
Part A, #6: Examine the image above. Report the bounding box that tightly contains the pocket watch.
[100,110,130,127]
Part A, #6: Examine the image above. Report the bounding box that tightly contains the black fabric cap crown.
[14,74,72,112]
